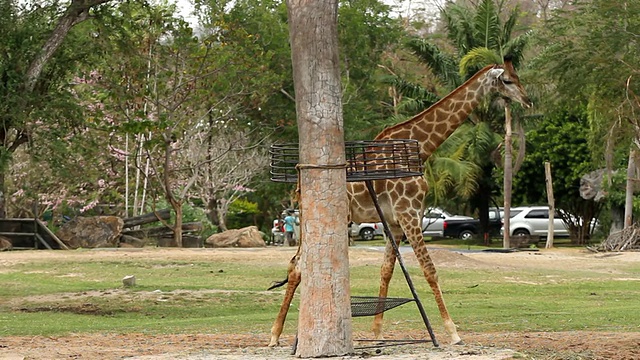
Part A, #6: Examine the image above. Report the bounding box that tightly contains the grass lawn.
[1,246,638,338]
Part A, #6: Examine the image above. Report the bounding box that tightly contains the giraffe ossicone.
[268,58,531,347]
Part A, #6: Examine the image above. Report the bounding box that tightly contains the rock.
[0,236,12,251]
[56,216,124,249]
[205,226,266,248]
[122,275,136,287]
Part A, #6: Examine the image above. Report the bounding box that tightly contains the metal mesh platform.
[269,139,423,183]
[350,296,415,317]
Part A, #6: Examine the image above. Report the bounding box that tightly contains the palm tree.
[401,0,531,241]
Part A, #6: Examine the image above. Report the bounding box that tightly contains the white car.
[503,206,570,237]
[350,222,384,241]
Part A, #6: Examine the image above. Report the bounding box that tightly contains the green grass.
[1,249,638,337]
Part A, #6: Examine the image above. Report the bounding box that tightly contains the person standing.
[284,210,297,246]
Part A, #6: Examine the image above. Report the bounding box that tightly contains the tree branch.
[24,0,115,92]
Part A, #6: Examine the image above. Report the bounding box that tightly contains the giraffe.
[268,58,532,347]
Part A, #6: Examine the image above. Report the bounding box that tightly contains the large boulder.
[205,226,266,248]
[56,216,124,249]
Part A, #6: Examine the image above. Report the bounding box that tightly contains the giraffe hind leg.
[268,253,301,347]
[371,226,402,340]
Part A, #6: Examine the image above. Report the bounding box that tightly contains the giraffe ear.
[487,68,505,80]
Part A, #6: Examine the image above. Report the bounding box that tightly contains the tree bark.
[287,0,352,356]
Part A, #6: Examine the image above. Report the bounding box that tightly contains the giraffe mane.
[374,63,500,140]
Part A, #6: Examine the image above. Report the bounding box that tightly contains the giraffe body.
[268,60,531,347]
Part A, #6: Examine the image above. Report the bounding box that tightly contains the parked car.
[442,208,503,240]
[350,222,384,241]
[422,208,473,238]
[502,206,570,237]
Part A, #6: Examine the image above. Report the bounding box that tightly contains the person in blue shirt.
[283,210,297,246]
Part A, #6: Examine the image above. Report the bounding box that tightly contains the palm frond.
[405,38,461,88]
[504,30,533,67]
[459,47,501,78]
[441,5,475,55]
[389,77,440,104]
[501,4,520,47]
[464,122,501,165]
[430,157,481,199]
[474,0,501,50]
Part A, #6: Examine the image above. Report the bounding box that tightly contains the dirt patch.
[1,246,639,359]
[1,331,639,359]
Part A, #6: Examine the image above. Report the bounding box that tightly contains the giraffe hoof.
[267,340,279,347]
[451,339,464,346]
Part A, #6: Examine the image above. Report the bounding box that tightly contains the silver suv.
[503,206,569,237]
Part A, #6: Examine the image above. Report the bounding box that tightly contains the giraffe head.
[485,57,532,108]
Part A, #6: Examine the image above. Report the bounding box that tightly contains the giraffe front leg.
[371,236,398,340]
[399,211,462,346]
[412,240,462,345]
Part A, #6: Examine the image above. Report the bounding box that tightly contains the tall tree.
[287,0,352,356]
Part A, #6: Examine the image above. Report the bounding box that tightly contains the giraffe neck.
[375,65,497,161]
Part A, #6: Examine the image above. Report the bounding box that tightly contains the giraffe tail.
[267,278,288,290]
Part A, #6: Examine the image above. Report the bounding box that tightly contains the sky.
[168,0,444,26]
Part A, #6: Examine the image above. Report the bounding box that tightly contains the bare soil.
[1,246,639,360]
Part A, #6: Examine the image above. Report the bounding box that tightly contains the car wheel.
[360,228,375,241]
[513,229,530,237]
[459,230,474,241]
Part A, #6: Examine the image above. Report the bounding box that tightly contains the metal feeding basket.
[269,139,423,182]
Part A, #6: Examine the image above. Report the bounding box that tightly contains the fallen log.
[119,234,146,248]
[121,222,203,238]
[122,209,171,228]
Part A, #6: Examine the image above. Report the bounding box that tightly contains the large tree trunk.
[287,0,352,356]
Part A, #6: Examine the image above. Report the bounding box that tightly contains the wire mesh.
[350,296,415,317]
[270,139,423,183]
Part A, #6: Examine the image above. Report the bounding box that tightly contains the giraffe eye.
[502,79,514,85]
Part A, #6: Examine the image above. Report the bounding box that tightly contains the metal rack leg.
[365,180,439,347]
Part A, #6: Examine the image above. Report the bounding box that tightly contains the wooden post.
[544,161,555,249]
[503,105,512,249]
[624,147,636,228]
